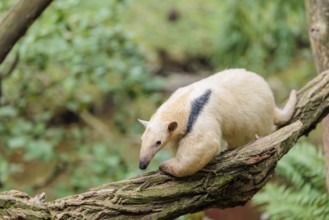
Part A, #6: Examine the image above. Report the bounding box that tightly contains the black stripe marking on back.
[185,89,212,135]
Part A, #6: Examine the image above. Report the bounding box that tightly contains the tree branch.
[0,0,53,64]
[0,70,328,219]
[0,0,53,102]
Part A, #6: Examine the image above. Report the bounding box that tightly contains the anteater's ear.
[138,119,149,128]
[167,121,178,133]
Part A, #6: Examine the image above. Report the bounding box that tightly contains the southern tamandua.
[138,69,297,177]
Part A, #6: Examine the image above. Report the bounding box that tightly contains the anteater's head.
[138,119,178,170]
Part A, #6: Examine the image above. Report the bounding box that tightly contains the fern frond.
[276,141,325,191]
[253,141,329,220]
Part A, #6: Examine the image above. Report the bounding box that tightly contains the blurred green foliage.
[214,0,309,73]
[0,0,161,197]
[121,0,314,77]
[253,141,328,220]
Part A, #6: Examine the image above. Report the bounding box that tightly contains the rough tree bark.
[305,0,329,192]
[0,70,328,219]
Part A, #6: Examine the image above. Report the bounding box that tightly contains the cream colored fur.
[139,69,297,177]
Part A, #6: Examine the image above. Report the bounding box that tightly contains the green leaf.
[7,136,26,149]
[0,106,18,117]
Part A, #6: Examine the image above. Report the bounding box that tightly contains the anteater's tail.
[274,90,297,126]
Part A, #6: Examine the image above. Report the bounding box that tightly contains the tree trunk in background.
[0,0,53,64]
[305,0,329,193]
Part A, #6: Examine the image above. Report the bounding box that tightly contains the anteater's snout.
[139,160,149,170]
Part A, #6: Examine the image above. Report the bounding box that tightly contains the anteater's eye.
[156,140,162,146]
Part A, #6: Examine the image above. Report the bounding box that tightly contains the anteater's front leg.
[160,133,221,177]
